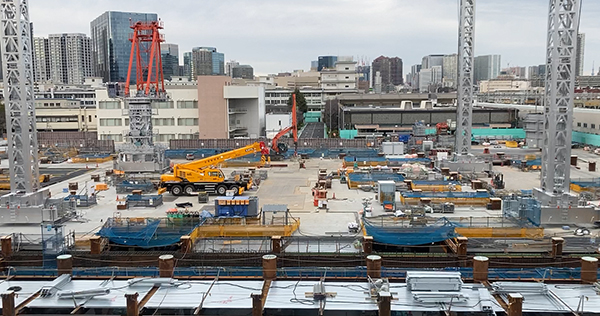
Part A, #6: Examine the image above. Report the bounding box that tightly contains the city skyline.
[30,0,600,76]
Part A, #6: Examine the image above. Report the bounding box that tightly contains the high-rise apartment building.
[474,54,501,83]
[191,47,225,77]
[528,64,546,87]
[33,37,50,83]
[232,65,254,80]
[225,60,239,77]
[160,43,179,80]
[318,56,337,71]
[90,11,159,83]
[407,64,421,90]
[421,55,444,69]
[371,56,403,92]
[502,66,527,78]
[419,65,442,93]
[576,33,585,77]
[46,33,93,84]
[183,52,193,79]
[442,54,458,89]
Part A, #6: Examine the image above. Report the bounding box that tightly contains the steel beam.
[455,0,475,155]
[0,0,40,193]
[541,0,581,201]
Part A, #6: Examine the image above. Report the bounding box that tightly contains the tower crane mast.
[455,0,475,156]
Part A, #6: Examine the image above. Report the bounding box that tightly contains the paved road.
[300,122,325,139]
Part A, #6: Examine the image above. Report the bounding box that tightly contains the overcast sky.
[30,0,600,76]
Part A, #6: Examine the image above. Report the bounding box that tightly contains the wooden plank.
[138,286,160,310]
[15,291,40,314]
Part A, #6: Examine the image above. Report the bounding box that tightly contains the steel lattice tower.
[455,0,475,156]
[540,0,581,199]
[0,0,40,193]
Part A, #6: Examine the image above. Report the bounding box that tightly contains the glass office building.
[90,11,158,83]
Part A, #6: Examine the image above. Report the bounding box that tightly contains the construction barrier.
[71,154,113,163]
[455,227,544,238]
[191,218,300,238]
[409,180,462,192]
[400,191,491,206]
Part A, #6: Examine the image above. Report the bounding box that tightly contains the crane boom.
[173,142,268,176]
[159,141,269,196]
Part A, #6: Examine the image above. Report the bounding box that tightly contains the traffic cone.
[96,163,99,168]
[332,193,336,199]
[86,165,89,169]
[116,195,119,201]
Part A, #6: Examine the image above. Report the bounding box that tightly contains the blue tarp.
[97,218,203,248]
[402,191,490,198]
[348,172,405,183]
[363,218,457,246]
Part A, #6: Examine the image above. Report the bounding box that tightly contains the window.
[152,101,174,109]
[593,124,597,129]
[124,118,130,126]
[153,134,176,142]
[100,134,123,142]
[99,118,122,126]
[153,118,175,126]
[98,101,120,109]
[178,134,198,139]
[577,122,582,127]
[584,123,588,128]
[177,100,198,109]
[89,115,92,123]
[177,118,198,126]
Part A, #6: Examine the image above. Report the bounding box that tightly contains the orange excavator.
[271,93,298,157]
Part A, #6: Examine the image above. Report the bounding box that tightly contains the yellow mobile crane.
[159,142,268,196]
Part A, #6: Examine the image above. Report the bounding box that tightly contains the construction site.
[0,0,599,316]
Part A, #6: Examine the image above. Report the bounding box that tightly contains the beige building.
[35,98,96,132]
[198,76,266,138]
[198,76,231,138]
[273,70,321,88]
[479,78,531,93]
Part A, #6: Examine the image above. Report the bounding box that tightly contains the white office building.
[320,57,357,90]
[265,88,325,113]
[96,78,200,143]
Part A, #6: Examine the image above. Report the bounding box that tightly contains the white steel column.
[455,0,475,156]
[0,0,40,193]
[541,0,581,198]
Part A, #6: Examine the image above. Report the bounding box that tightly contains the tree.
[287,88,308,113]
[323,99,340,137]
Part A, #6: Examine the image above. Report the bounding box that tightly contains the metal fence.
[170,138,374,150]
[194,236,361,254]
[38,131,115,153]
[3,266,590,280]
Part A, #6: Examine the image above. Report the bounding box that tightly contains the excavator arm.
[271,93,298,154]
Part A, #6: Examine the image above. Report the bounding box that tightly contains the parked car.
[185,153,195,160]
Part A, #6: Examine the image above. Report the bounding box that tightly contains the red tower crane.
[124,20,166,97]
